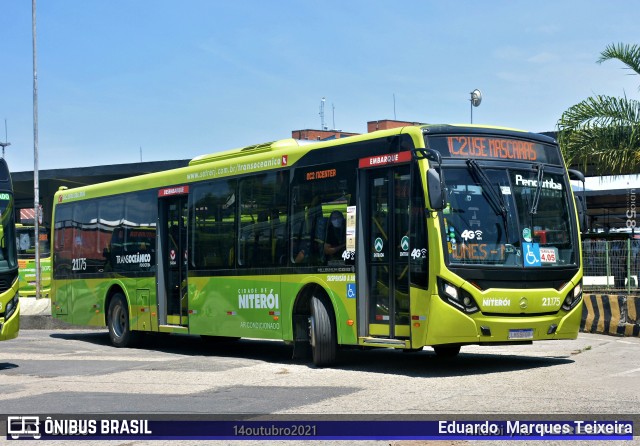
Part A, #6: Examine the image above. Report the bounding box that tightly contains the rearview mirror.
[426,168,445,211]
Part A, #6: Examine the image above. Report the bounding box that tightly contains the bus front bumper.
[424,295,583,347]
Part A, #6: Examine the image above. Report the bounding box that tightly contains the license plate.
[508,329,534,340]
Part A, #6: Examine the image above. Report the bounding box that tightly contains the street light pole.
[470,89,482,124]
[0,119,10,158]
[32,0,41,299]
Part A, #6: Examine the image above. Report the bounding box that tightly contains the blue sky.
[1,1,639,173]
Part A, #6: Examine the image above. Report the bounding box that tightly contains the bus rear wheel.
[310,294,337,367]
[108,293,139,348]
[433,345,461,358]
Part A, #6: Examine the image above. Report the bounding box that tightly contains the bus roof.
[53,124,557,204]
[188,126,424,167]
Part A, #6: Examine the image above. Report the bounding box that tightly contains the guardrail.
[581,294,640,337]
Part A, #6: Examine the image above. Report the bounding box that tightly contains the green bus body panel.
[53,273,358,345]
[53,277,149,327]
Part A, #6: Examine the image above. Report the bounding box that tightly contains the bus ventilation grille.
[0,280,11,293]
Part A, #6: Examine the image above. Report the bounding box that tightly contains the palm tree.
[557,43,640,175]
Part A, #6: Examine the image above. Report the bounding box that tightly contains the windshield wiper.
[466,159,507,217]
[466,159,511,243]
[530,163,544,215]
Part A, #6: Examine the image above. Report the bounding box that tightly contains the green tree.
[557,43,640,175]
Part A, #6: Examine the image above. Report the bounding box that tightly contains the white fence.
[582,239,640,293]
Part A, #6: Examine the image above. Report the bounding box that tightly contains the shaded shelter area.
[12,160,189,226]
[582,188,636,232]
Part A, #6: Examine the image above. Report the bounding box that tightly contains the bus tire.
[310,294,337,367]
[107,293,139,348]
[433,345,461,358]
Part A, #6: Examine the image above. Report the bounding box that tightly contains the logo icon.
[523,242,541,267]
[347,284,356,299]
[401,236,410,251]
[281,155,288,166]
[374,237,384,253]
[519,297,528,309]
[8,416,41,440]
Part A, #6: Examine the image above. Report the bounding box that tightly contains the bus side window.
[191,179,237,270]
[292,200,324,265]
[238,172,287,268]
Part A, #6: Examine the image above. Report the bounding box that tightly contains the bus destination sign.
[427,136,562,165]
[359,151,412,169]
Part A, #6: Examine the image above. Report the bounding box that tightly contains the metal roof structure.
[12,159,189,226]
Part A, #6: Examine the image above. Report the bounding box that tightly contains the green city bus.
[51,125,584,365]
[16,224,52,298]
[0,158,19,341]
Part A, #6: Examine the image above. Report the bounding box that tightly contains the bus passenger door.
[357,162,411,341]
[158,189,189,327]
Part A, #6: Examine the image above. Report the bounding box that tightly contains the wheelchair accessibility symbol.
[347,283,356,299]
[523,242,541,267]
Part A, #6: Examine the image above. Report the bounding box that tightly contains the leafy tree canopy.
[558,43,640,175]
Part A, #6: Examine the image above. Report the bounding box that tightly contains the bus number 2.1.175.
[72,258,87,271]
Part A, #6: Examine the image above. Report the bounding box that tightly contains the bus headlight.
[438,278,479,314]
[4,294,19,320]
[562,282,582,311]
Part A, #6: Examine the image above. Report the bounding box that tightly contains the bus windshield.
[441,166,576,267]
[16,226,51,259]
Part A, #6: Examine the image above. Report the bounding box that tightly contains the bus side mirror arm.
[568,169,587,233]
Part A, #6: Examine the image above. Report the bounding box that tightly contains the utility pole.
[319,97,326,130]
[33,0,41,298]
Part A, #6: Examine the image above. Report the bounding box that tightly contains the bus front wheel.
[310,294,337,367]
[108,293,139,348]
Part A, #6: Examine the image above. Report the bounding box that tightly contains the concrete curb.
[20,296,51,316]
